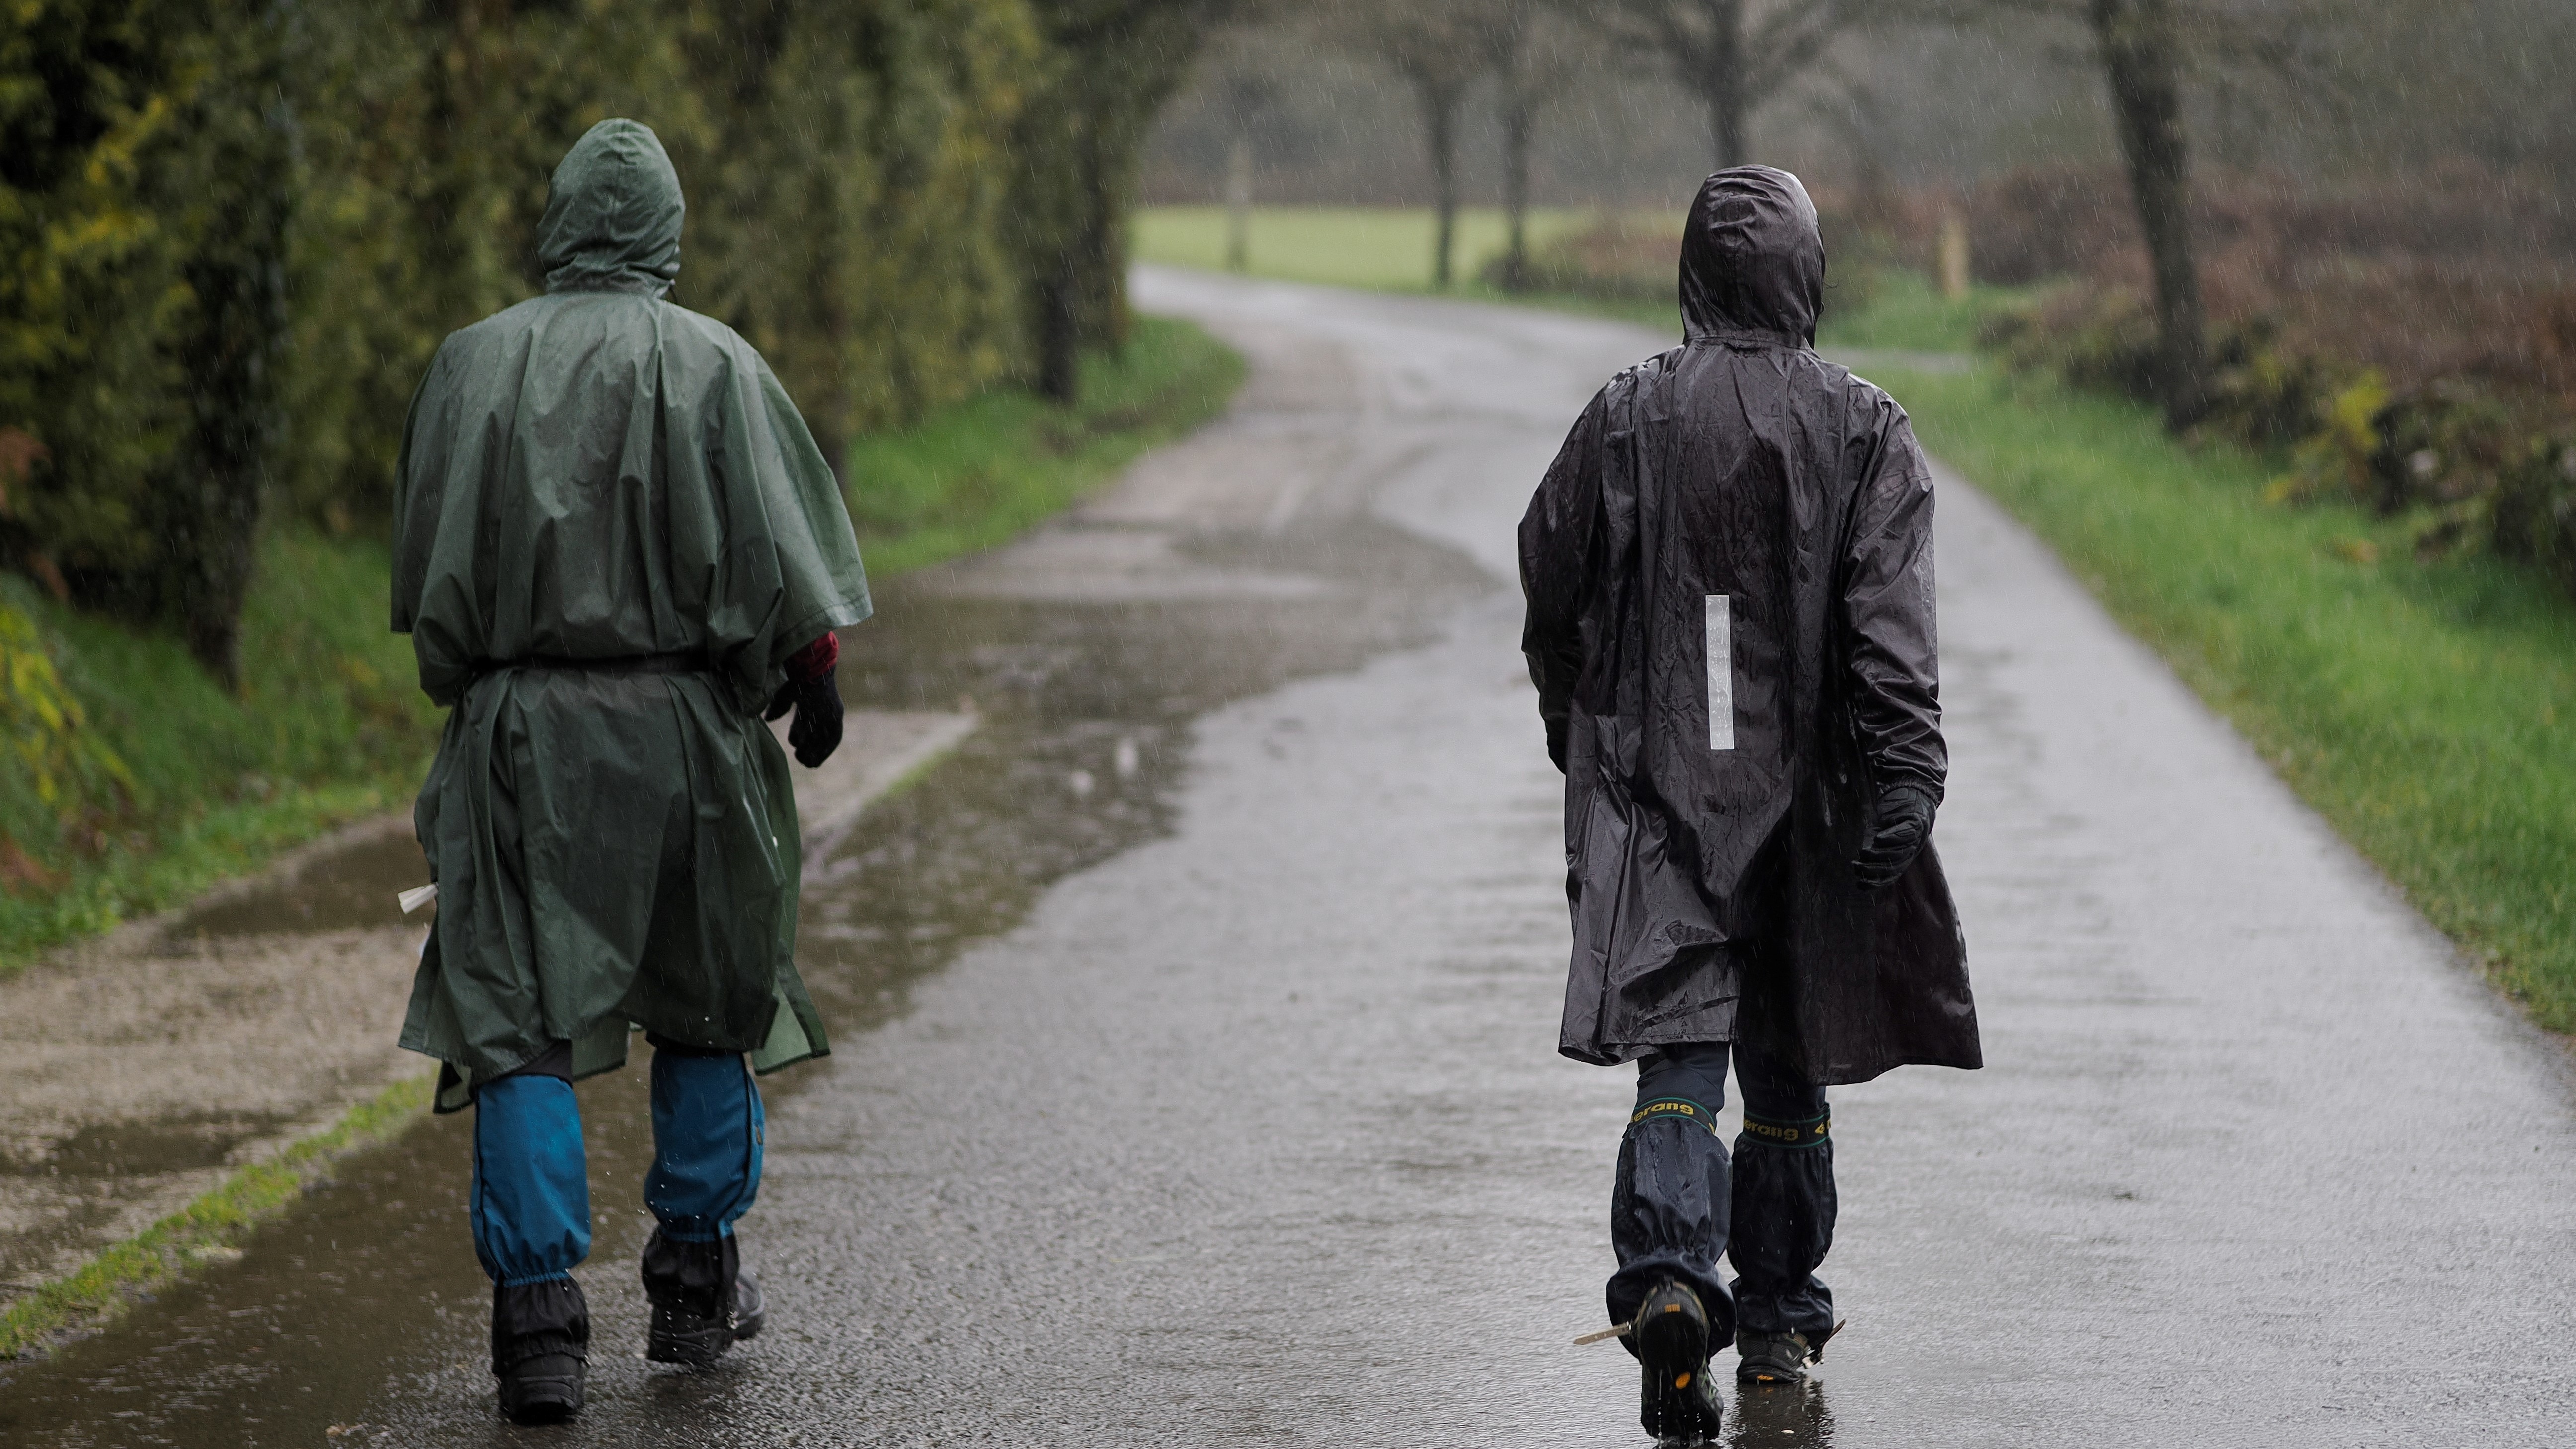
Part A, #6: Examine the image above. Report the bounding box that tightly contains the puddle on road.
[0,518,1490,1446]
[163,830,432,943]
[5,1116,297,1183]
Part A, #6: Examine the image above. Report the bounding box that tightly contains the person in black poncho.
[392,119,869,1423]
[1520,167,1979,1440]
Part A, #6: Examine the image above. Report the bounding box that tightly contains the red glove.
[782,631,839,682]
[765,632,844,767]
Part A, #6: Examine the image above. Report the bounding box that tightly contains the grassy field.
[1135,203,1939,340]
[0,318,1240,969]
[1143,208,2576,1034]
[1137,205,1598,291]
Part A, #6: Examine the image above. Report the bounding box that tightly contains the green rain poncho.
[392,120,871,1110]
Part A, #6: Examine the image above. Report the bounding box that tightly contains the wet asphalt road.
[7,268,2576,1447]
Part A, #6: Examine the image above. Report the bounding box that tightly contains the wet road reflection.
[1730,1381,1835,1447]
[0,517,1488,1447]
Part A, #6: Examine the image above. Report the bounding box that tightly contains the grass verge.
[1825,274,2576,1028]
[1887,363,2576,1031]
[845,315,1243,575]
[0,1073,434,1359]
[0,317,1241,972]
[1137,204,1603,291]
[1144,213,2576,1034]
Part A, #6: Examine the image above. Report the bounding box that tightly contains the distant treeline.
[0,0,1210,683]
[1509,162,2576,601]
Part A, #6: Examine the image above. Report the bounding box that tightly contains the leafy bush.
[1478,214,1675,302]
[1958,161,2576,598]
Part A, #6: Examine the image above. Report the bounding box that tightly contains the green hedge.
[4,0,1203,674]
[0,0,1219,948]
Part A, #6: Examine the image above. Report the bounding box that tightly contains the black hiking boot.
[642,1229,757,1367]
[1736,1320,1842,1385]
[491,1277,588,1424]
[1634,1279,1725,1445]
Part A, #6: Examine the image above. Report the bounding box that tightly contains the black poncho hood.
[537,118,684,297]
[1522,167,1974,1085]
[1680,166,1823,346]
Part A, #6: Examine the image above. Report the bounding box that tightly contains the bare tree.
[1605,0,1862,170]
[1902,0,2332,429]
[2088,0,2206,425]
[1483,0,1596,290]
[1320,0,1491,289]
[1017,0,1237,402]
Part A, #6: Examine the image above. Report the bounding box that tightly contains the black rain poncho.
[1519,167,1977,1086]
[392,120,872,1109]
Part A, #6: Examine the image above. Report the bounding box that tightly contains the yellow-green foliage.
[0,0,285,632]
[662,0,1041,459]
[2271,372,2390,505]
[0,602,127,817]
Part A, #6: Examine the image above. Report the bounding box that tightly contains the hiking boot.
[1736,1320,1842,1385]
[491,1278,588,1424]
[1634,1279,1725,1444]
[642,1229,755,1366]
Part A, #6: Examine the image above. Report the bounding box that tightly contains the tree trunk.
[176,2,295,688]
[1224,132,1252,272]
[1074,116,1128,361]
[1705,0,1748,169]
[429,0,504,329]
[1500,94,1533,292]
[2091,0,2209,430]
[1419,78,1461,290]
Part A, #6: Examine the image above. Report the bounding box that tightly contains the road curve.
[5,267,2573,1448]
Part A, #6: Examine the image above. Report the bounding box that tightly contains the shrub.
[1480,214,1675,302]
[1957,161,2576,600]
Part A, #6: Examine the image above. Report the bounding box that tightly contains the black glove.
[764,666,844,768]
[1852,781,1938,890]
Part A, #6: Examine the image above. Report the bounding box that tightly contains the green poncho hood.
[537,119,684,297]
[392,120,871,1106]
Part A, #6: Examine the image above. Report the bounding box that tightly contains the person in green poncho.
[390,118,870,1424]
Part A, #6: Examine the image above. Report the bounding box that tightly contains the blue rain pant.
[469,1041,765,1284]
[1608,1038,1836,1344]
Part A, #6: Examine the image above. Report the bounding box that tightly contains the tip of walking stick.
[1573,1319,1635,1346]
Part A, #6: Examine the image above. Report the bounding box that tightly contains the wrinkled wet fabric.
[645,1050,765,1242]
[1609,1040,1836,1343]
[471,1075,592,1285]
[394,119,870,1097]
[1520,166,1978,1084]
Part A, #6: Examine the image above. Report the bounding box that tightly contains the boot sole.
[1636,1299,1719,1442]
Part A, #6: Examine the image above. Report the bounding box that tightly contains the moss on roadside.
[0,1073,434,1360]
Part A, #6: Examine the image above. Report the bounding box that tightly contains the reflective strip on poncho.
[1520,166,1977,1085]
